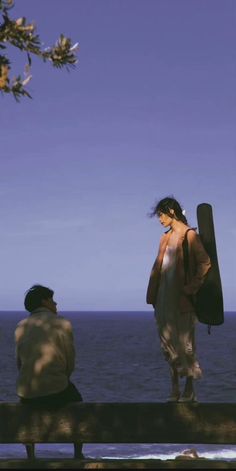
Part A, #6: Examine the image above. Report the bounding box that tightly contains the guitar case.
[195,203,224,325]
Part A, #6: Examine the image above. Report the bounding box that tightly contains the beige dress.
[155,231,202,379]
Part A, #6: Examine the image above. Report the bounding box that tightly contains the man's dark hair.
[24,284,54,312]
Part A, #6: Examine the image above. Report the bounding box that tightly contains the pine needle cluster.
[0,0,79,100]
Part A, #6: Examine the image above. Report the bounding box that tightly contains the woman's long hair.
[149,196,188,225]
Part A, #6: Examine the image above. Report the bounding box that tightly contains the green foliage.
[0,0,79,100]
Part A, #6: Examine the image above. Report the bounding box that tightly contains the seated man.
[14,284,83,459]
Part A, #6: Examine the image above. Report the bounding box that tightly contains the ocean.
[0,310,236,461]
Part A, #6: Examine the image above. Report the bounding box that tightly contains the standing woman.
[146,196,211,402]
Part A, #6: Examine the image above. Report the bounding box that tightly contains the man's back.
[15,307,75,399]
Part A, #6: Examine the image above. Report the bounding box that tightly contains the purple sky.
[1,0,235,311]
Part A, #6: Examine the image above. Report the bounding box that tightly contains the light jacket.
[15,308,76,398]
[146,228,211,313]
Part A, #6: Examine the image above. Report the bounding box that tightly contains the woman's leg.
[178,376,197,401]
[169,366,180,400]
[182,376,194,396]
[179,376,197,402]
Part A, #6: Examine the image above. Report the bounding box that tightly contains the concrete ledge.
[1,402,236,467]
[0,459,236,469]
[1,402,236,444]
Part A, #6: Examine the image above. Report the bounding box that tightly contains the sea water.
[0,310,235,460]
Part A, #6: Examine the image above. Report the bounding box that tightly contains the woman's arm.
[146,232,170,305]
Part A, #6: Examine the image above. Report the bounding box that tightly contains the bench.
[1,402,236,468]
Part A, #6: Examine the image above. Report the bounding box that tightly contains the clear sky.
[1,0,235,311]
